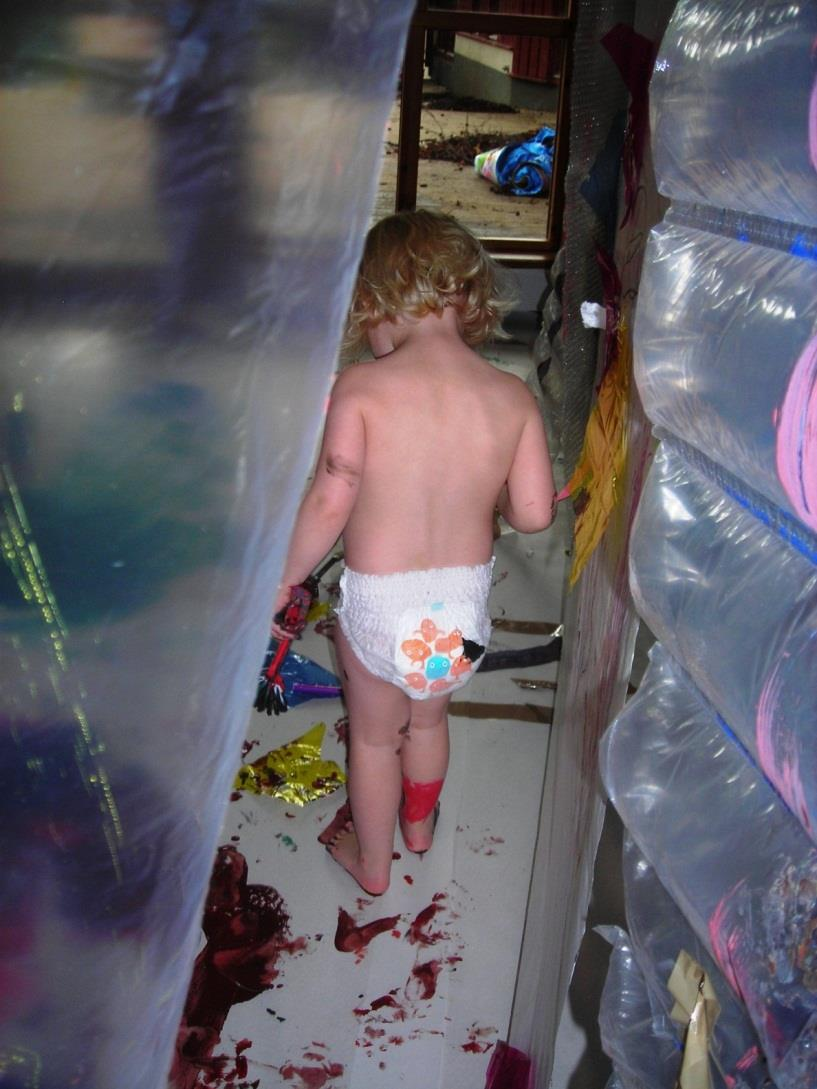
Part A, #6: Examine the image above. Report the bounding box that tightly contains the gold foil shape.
[668,949,721,1089]
[234,722,345,806]
[306,600,332,623]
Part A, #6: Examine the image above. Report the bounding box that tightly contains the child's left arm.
[272,371,364,628]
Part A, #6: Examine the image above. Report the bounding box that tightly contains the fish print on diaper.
[396,601,486,696]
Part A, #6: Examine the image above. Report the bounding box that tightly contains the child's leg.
[399,693,451,853]
[331,626,410,895]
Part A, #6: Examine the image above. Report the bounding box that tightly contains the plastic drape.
[600,644,817,1088]
[0,4,413,1088]
[596,925,681,1089]
[629,443,817,844]
[634,219,817,532]
[650,2,817,227]
[598,4,817,1087]
[621,836,770,1089]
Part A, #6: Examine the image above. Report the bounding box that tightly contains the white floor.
[181,344,572,1089]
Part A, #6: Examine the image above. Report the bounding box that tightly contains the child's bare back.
[333,307,554,576]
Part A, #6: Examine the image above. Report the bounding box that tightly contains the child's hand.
[270,584,295,641]
[270,582,314,641]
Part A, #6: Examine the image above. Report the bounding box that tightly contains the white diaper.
[335,560,494,700]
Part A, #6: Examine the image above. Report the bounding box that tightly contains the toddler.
[272,210,556,894]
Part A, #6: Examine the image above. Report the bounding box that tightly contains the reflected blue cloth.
[481,125,555,197]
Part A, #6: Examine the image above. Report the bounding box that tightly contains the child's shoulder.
[477,357,539,404]
[332,360,379,394]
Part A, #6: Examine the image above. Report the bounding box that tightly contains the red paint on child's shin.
[401,777,443,822]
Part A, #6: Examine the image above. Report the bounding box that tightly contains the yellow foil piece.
[234,722,345,806]
[306,600,332,623]
[668,949,721,1089]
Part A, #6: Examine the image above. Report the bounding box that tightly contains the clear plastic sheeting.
[634,219,817,532]
[597,925,681,1089]
[650,1,817,227]
[622,836,771,1089]
[600,643,817,1089]
[629,442,817,844]
[0,4,413,1088]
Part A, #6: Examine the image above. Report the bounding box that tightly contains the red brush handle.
[265,637,292,681]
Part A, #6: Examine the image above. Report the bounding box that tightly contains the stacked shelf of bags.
[596,2,817,1087]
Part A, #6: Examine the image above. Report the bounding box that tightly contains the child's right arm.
[497,394,556,533]
[271,370,364,632]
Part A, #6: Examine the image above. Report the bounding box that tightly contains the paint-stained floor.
[173,345,568,1089]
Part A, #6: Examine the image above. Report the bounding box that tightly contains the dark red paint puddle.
[279,1060,343,1088]
[170,846,305,1089]
[463,1024,498,1056]
[334,907,401,955]
[407,902,445,945]
[411,960,442,1000]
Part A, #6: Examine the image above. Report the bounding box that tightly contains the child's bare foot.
[325,823,390,896]
[317,800,353,846]
[399,801,440,855]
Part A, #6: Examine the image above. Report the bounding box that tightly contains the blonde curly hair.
[344,209,515,357]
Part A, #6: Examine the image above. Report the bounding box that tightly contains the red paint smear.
[407,902,445,945]
[170,846,304,1089]
[334,908,401,954]
[462,1041,491,1054]
[432,891,446,902]
[401,777,444,822]
[388,1036,404,1045]
[403,875,414,885]
[392,851,401,860]
[411,960,442,999]
[333,716,349,746]
[370,994,400,1011]
[279,1061,344,1089]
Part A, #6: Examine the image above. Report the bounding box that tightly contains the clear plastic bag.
[629,443,817,844]
[622,836,771,1089]
[634,220,817,533]
[600,643,817,1088]
[651,1,817,226]
[597,925,682,1089]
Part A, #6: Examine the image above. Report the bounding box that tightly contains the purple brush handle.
[291,683,343,698]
